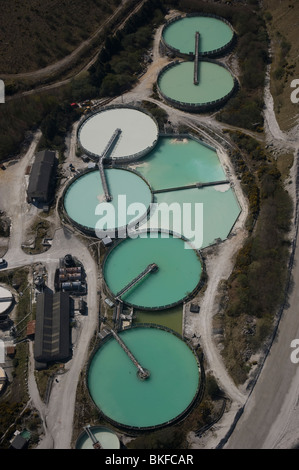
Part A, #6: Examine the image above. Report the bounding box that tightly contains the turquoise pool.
[104,232,202,309]
[158,61,235,105]
[88,326,200,428]
[163,15,234,55]
[64,168,152,234]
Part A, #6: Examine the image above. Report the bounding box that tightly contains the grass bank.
[215,131,293,384]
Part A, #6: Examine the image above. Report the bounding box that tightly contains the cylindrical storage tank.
[77,105,159,163]
[68,274,82,281]
[71,281,82,290]
[67,267,82,273]
[64,254,74,267]
[75,426,120,449]
[63,168,153,238]
[157,59,237,113]
[61,282,72,290]
[87,325,202,430]
[161,14,235,58]
[103,231,203,310]
[0,367,7,395]
[0,286,13,315]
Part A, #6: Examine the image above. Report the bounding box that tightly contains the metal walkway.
[153,180,230,194]
[84,425,102,449]
[97,128,122,202]
[101,128,122,160]
[110,328,150,380]
[115,263,158,300]
[97,157,112,202]
[194,32,200,85]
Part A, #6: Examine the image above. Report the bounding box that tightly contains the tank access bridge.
[97,128,122,202]
[107,263,159,380]
[84,425,102,449]
[115,263,158,301]
[194,31,200,85]
[110,327,150,380]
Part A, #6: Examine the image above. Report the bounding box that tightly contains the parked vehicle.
[0,258,7,269]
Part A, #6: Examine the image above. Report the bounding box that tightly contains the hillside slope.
[263,0,299,132]
[0,0,121,74]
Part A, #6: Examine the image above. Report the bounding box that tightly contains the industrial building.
[9,431,30,449]
[27,150,56,205]
[34,290,71,369]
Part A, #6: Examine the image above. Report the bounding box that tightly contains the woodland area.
[215,131,293,384]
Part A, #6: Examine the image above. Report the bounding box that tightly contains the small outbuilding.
[10,433,29,450]
[102,236,113,247]
[190,303,200,313]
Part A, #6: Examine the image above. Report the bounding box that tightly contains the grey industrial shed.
[34,291,71,367]
[27,150,56,204]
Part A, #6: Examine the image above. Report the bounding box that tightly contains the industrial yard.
[0,0,299,453]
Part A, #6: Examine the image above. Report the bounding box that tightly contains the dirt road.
[1,0,133,82]
[0,127,100,449]
[224,67,299,449]
[5,0,148,101]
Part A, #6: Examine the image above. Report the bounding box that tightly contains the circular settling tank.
[76,426,120,449]
[158,60,235,108]
[0,367,6,394]
[87,326,200,429]
[78,107,159,161]
[103,232,202,309]
[63,168,152,235]
[162,15,234,56]
[0,286,13,315]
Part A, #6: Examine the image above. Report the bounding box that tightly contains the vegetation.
[0,0,122,74]
[71,344,226,449]
[0,86,83,162]
[0,0,270,163]
[22,219,52,255]
[0,211,10,237]
[35,364,64,403]
[263,0,299,131]
[38,101,80,157]
[0,0,294,408]
[0,0,166,163]
[89,0,166,97]
[165,0,269,131]
[0,267,42,448]
[216,133,293,384]
[141,101,168,130]
[0,89,65,162]
[127,361,225,449]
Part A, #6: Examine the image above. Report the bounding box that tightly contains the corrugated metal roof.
[27,150,56,202]
[34,291,70,364]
